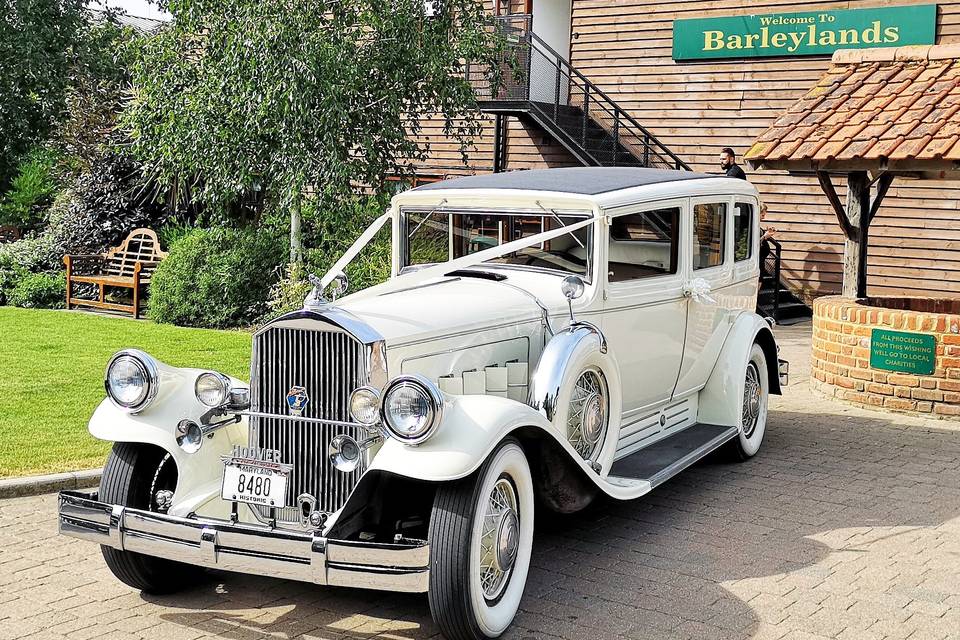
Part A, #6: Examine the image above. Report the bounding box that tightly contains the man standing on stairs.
[720,147,747,180]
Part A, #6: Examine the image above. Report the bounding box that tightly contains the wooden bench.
[64,228,168,319]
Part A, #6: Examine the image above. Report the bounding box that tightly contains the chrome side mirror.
[561,275,585,323]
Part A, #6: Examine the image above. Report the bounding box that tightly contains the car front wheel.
[99,443,204,593]
[428,437,535,640]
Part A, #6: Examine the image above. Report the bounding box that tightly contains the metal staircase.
[468,15,689,171]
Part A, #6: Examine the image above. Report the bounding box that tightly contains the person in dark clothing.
[720,147,747,180]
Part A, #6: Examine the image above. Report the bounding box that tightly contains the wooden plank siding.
[414,0,960,300]
[570,0,960,300]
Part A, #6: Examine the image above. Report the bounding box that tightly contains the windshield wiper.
[445,269,507,282]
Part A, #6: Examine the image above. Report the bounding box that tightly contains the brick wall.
[811,296,960,419]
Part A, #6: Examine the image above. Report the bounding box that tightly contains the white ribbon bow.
[684,277,716,304]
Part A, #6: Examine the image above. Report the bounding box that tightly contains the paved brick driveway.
[3,324,960,640]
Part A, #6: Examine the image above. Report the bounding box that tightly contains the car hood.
[336,275,545,346]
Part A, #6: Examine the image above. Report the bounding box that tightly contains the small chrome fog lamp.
[349,386,381,426]
[195,372,232,407]
[328,434,363,472]
[105,349,159,413]
[176,419,203,453]
[380,375,443,445]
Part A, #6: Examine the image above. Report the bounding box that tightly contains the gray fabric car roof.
[413,167,720,195]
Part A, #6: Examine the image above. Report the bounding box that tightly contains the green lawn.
[0,308,252,478]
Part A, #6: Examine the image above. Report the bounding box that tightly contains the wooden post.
[132,262,142,320]
[842,171,871,299]
[63,256,72,310]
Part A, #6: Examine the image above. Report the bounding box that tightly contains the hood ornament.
[304,271,349,310]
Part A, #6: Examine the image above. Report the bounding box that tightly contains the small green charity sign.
[672,4,937,61]
[869,328,936,376]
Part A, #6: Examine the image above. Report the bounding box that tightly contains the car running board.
[605,423,739,493]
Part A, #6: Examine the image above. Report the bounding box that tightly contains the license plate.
[221,457,290,508]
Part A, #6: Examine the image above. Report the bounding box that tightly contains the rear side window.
[608,207,679,283]
[692,202,727,270]
[734,202,753,262]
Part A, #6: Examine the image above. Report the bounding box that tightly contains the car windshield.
[401,209,592,278]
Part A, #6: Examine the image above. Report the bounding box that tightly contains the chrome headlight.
[350,386,381,426]
[380,375,443,444]
[195,372,232,408]
[105,350,159,412]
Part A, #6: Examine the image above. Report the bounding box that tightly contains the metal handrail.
[471,15,689,171]
[525,30,688,170]
[764,237,782,320]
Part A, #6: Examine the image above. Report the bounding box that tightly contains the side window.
[608,207,679,283]
[692,202,727,270]
[734,202,753,262]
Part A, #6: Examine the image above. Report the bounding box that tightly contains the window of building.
[608,207,679,282]
[734,202,753,262]
[692,202,727,270]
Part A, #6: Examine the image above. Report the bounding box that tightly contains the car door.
[674,195,736,397]
[600,199,687,451]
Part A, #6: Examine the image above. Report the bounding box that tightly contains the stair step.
[608,423,737,489]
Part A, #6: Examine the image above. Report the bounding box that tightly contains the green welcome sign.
[869,328,936,376]
[673,4,937,61]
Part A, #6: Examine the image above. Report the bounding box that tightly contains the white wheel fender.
[527,323,622,473]
[698,312,777,427]
[368,395,560,482]
[88,358,248,516]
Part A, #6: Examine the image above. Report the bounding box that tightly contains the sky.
[95,0,170,21]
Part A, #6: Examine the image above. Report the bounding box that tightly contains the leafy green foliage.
[7,271,65,309]
[0,147,61,230]
[149,227,286,328]
[0,1,123,189]
[54,153,172,254]
[121,0,506,218]
[265,195,393,317]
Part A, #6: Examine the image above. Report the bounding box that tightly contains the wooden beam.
[842,171,871,299]
[816,171,856,239]
[869,173,894,223]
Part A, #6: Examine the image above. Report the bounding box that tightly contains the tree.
[122,0,506,263]
[0,0,120,190]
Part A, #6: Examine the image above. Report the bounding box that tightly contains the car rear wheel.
[99,443,204,593]
[428,438,534,640]
[727,343,769,461]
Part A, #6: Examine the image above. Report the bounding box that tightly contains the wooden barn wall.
[567,0,960,299]
[413,0,580,177]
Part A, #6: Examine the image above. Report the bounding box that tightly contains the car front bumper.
[58,490,429,593]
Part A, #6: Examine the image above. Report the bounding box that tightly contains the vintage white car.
[59,167,787,640]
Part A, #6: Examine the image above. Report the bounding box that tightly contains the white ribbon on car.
[332,212,597,303]
[319,210,393,290]
[683,277,716,304]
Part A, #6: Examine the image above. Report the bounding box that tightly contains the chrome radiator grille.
[250,325,369,522]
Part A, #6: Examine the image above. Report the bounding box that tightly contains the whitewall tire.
[428,437,534,640]
[728,343,769,461]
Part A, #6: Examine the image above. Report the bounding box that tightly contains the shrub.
[7,272,65,309]
[0,254,27,306]
[149,227,286,328]
[50,153,172,255]
[0,148,61,230]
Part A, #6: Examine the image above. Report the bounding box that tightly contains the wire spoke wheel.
[478,477,519,602]
[567,368,608,461]
[741,362,762,439]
